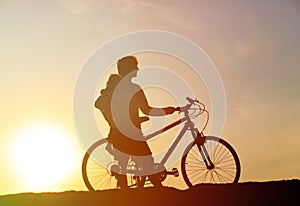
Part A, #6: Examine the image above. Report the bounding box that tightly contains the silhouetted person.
[96,56,176,188]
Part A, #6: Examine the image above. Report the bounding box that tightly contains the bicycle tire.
[82,139,146,191]
[181,136,241,187]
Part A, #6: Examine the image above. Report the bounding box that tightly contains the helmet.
[117,56,139,77]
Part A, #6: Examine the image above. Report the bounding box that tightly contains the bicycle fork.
[194,130,215,170]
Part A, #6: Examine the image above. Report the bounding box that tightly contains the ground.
[0,180,298,206]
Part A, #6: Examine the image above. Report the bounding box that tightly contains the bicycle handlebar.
[186,97,199,104]
[176,97,209,133]
[175,97,202,113]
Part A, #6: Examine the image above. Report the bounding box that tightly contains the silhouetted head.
[117,56,139,77]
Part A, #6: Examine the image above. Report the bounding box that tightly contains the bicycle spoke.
[215,167,236,178]
[213,144,227,165]
[190,170,207,183]
[218,171,232,182]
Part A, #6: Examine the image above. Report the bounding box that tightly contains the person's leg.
[131,156,146,188]
[113,147,129,189]
[137,155,163,188]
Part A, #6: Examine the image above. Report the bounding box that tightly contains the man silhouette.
[97,56,176,188]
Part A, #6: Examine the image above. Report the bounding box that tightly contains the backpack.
[95,74,121,125]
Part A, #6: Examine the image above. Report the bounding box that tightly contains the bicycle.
[82,97,241,190]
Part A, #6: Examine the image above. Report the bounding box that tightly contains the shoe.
[115,174,128,189]
[149,175,163,188]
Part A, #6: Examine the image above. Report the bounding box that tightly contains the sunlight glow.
[10,124,77,191]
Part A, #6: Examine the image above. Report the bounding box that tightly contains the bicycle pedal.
[172,168,179,177]
[167,168,179,177]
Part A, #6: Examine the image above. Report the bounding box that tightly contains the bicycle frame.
[142,106,214,172]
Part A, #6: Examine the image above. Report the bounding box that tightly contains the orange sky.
[1,0,300,195]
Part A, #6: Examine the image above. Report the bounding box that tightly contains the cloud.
[60,0,107,15]
[60,0,89,14]
[119,0,158,14]
[118,0,201,31]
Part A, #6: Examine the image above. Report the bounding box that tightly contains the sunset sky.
[1,0,300,195]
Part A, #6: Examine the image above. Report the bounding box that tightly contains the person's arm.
[136,89,176,116]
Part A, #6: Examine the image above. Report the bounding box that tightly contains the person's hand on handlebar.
[164,106,180,115]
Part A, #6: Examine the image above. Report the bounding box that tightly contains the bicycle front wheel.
[181,136,240,187]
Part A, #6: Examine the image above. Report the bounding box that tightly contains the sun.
[10,124,77,192]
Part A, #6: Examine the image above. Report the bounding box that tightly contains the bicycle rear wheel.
[82,139,118,191]
[181,136,240,187]
[82,139,147,191]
